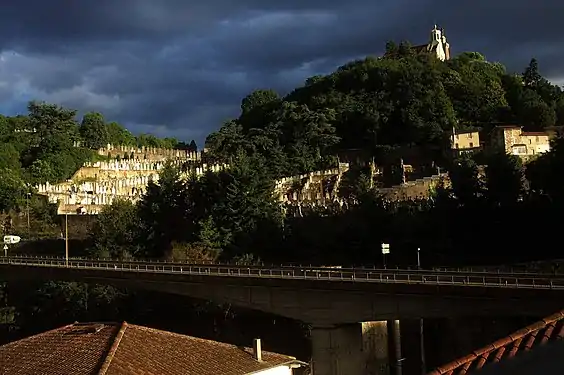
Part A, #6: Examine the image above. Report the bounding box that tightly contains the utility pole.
[65,213,69,267]
[26,192,31,237]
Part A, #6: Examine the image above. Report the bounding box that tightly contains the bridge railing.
[1,257,564,290]
[3,255,561,276]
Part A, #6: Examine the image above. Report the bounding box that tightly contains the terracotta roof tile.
[0,322,119,375]
[494,125,522,129]
[521,131,549,136]
[0,322,304,375]
[411,44,429,53]
[427,309,564,375]
[105,323,300,375]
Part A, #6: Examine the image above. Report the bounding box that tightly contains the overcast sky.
[0,1,562,145]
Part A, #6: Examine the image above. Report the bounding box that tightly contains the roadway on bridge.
[5,255,562,277]
[2,256,564,290]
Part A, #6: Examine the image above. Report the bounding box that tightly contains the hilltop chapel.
[411,24,451,61]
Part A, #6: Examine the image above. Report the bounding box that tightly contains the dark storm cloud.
[0,0,562,144]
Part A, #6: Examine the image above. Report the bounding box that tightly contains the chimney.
[253,338,262,361]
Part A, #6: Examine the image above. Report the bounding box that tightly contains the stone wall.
[35,154,447,216]
[276,164,446,205]
[275,163,350,203]
[379,173,448,201]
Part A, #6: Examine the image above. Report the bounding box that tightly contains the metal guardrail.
[4,255,562,276]
[1,257,564,290]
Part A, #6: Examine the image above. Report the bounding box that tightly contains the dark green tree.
[27,101,79,155]
[106,122,136,146]
[0,168,26,212]
[448,155,483,204]
[136,164,193,258]
[80,112,109,150]
[485,152,525,205]
[523,58,543,88]
[90,199,141,259]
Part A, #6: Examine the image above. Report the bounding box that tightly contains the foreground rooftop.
[0,321,305,375]
[428,309,564,375]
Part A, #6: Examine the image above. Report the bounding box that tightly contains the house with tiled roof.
[489,125,551,162]
[427,309,564,375]
[0,322,307,375]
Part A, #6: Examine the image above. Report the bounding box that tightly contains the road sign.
[3,235,21,244]
[381,243,390,254]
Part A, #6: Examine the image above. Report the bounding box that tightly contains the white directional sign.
[3,235,21,244]
[381,243,390,254]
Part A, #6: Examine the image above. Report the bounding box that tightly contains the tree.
[240,89,280,116]
[518,90,556,130]
[337,165,373,202]
[523,58,543,88]
[485,152,525,205]
[448,155,483,204]
[385,41,398,55]
[0,143,21,170]
[526,136,564,201]
[27,101,79,155]
[90,199,141,259]
[80,112,109,150]
[0,168,26,213]
[555,98,564,126]
[205,154,283,258]
[28,159,55,184]
[446,54,508,124]
[205,120,249,162]
[188,140,197,152]
[136,164,193,258]
[169,241,219,263]
[105,122,136,146]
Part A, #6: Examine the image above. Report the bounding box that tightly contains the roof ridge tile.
[427,309,564,375]
[97,321,128,375]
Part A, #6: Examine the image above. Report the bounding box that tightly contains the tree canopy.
[3,46,564,362]
[0,101,190,213]
[206,52,564,178]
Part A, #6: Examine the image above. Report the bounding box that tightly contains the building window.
[469,142,473,148]
[529,139,532,144]
[536,136,540,142]
[467,133,472,139]
[455,143,459,149]
[512,145,527,155]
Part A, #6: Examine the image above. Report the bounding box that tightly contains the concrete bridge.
[1,256,564,375]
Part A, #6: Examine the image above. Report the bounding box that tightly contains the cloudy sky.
[0,1,561,145]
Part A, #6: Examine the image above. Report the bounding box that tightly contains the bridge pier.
[311,320,401,375]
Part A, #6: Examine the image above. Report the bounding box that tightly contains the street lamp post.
[26,192,31,237]
[65,213,69,267]
[417,247,425,375]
